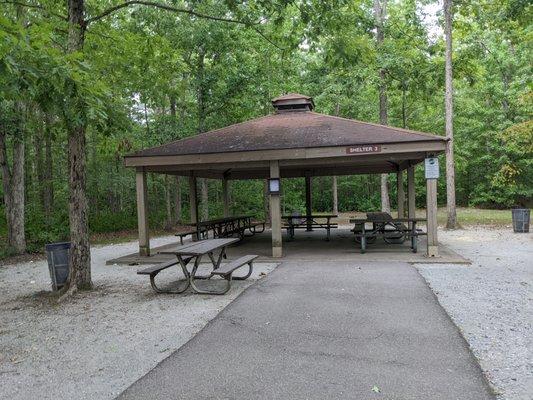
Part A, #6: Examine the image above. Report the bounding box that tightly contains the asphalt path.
[118,261,495,400]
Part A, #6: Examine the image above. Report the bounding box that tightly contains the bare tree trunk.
[35,119,45,208]
[43,115,54,217]
[444,0,457,229]
[164,175,172,229]
[169,95,177,118]
[374,0,390,213]
[64,0,91,293]
[0,111,26,254]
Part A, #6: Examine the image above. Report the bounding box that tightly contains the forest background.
[0,0,531,258]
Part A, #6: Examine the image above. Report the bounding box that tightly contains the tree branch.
[86,0,255,26]
[0,1,67,20]
[85,1,286,51]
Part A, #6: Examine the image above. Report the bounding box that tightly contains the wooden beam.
[269,160,282,258]
[397,170,405,218]
[188,175,199,241]
[135,169,150,256]
[222,177,230,217]
[305,172,312,231]
[426,178,439,257]
[124,141,446,168]
[407,165,416,222]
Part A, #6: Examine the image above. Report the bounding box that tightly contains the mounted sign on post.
[424,157,439,179]
[268,178,281,195]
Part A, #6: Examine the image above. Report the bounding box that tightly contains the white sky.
[420,1,443,42]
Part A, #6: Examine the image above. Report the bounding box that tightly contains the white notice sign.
[425,157,439,179]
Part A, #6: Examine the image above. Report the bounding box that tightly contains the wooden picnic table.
[187,215,264,240]
[159,238,240,294]
[349,215,427,253]
[282,214,338,241]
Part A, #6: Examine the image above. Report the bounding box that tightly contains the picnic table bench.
[282,214,338,241]
[137,238,258,295]
[350,212,426,253]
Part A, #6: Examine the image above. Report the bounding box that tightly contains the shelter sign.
[346,145,381,155]
[425,157,439,179]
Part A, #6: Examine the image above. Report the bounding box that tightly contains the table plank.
[282,214,338,219]
[349,218,426,223]
[159,238,239,256]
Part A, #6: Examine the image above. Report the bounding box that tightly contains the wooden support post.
[407,165,416,221]
[426,178,439,257]
[136,169,150,256]
[222,177,230,218]
[189,175,199,241]
[305,172,312,231]
[270,160,282,258]
[397,170,405,218]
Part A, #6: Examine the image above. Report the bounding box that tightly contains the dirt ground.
[0,228,530,400]
[417,228,532,400]
[0,236,277,400]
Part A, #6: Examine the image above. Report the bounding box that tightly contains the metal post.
[270,161,282,258]
[136,169,150,256]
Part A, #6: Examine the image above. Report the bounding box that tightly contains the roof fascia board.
[125,141,445,168]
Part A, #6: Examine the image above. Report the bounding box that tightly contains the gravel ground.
[0,236,277,400]
[417,228,532,400]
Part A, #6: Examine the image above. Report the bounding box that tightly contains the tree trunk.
[169,95,177,118]
[64,0,91,292]
[174,176,181,224]
[0,111,26,254]
[35,119,45,208]
[444,0,457,229]
[43,118,54,217]
[164,175,172,229]
[374,0,390,213]
[196,48,209,220]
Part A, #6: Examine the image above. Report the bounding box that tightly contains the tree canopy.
[0,0,531,259]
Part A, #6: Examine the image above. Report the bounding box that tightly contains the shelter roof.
[127,109,445,159]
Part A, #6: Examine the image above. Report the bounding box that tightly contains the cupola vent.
[272,93,314,112]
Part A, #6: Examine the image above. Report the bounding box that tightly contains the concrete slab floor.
[107,228,470,265]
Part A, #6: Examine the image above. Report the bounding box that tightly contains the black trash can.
[511,208,530,233]
[45,242,71,291]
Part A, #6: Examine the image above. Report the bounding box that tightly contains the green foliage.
[0,0,531,257]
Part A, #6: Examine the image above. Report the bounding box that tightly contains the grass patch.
[338,207,514,227]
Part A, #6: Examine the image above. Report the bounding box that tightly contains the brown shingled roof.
[128,110,445,158]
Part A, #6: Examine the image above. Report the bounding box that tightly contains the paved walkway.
[118,261,495,400]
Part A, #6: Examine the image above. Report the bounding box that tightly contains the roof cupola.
[271,93,314,112]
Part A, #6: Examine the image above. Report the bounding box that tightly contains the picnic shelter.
[124,94,447,258]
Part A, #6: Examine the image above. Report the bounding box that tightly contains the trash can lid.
[45,242,72,251]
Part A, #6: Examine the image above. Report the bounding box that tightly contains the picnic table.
[349,213,426,253]
[282,214,338,241]
[188,215,265,241]
[137,238,257,295]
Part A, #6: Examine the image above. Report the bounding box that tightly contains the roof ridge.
[309,112,445,140]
